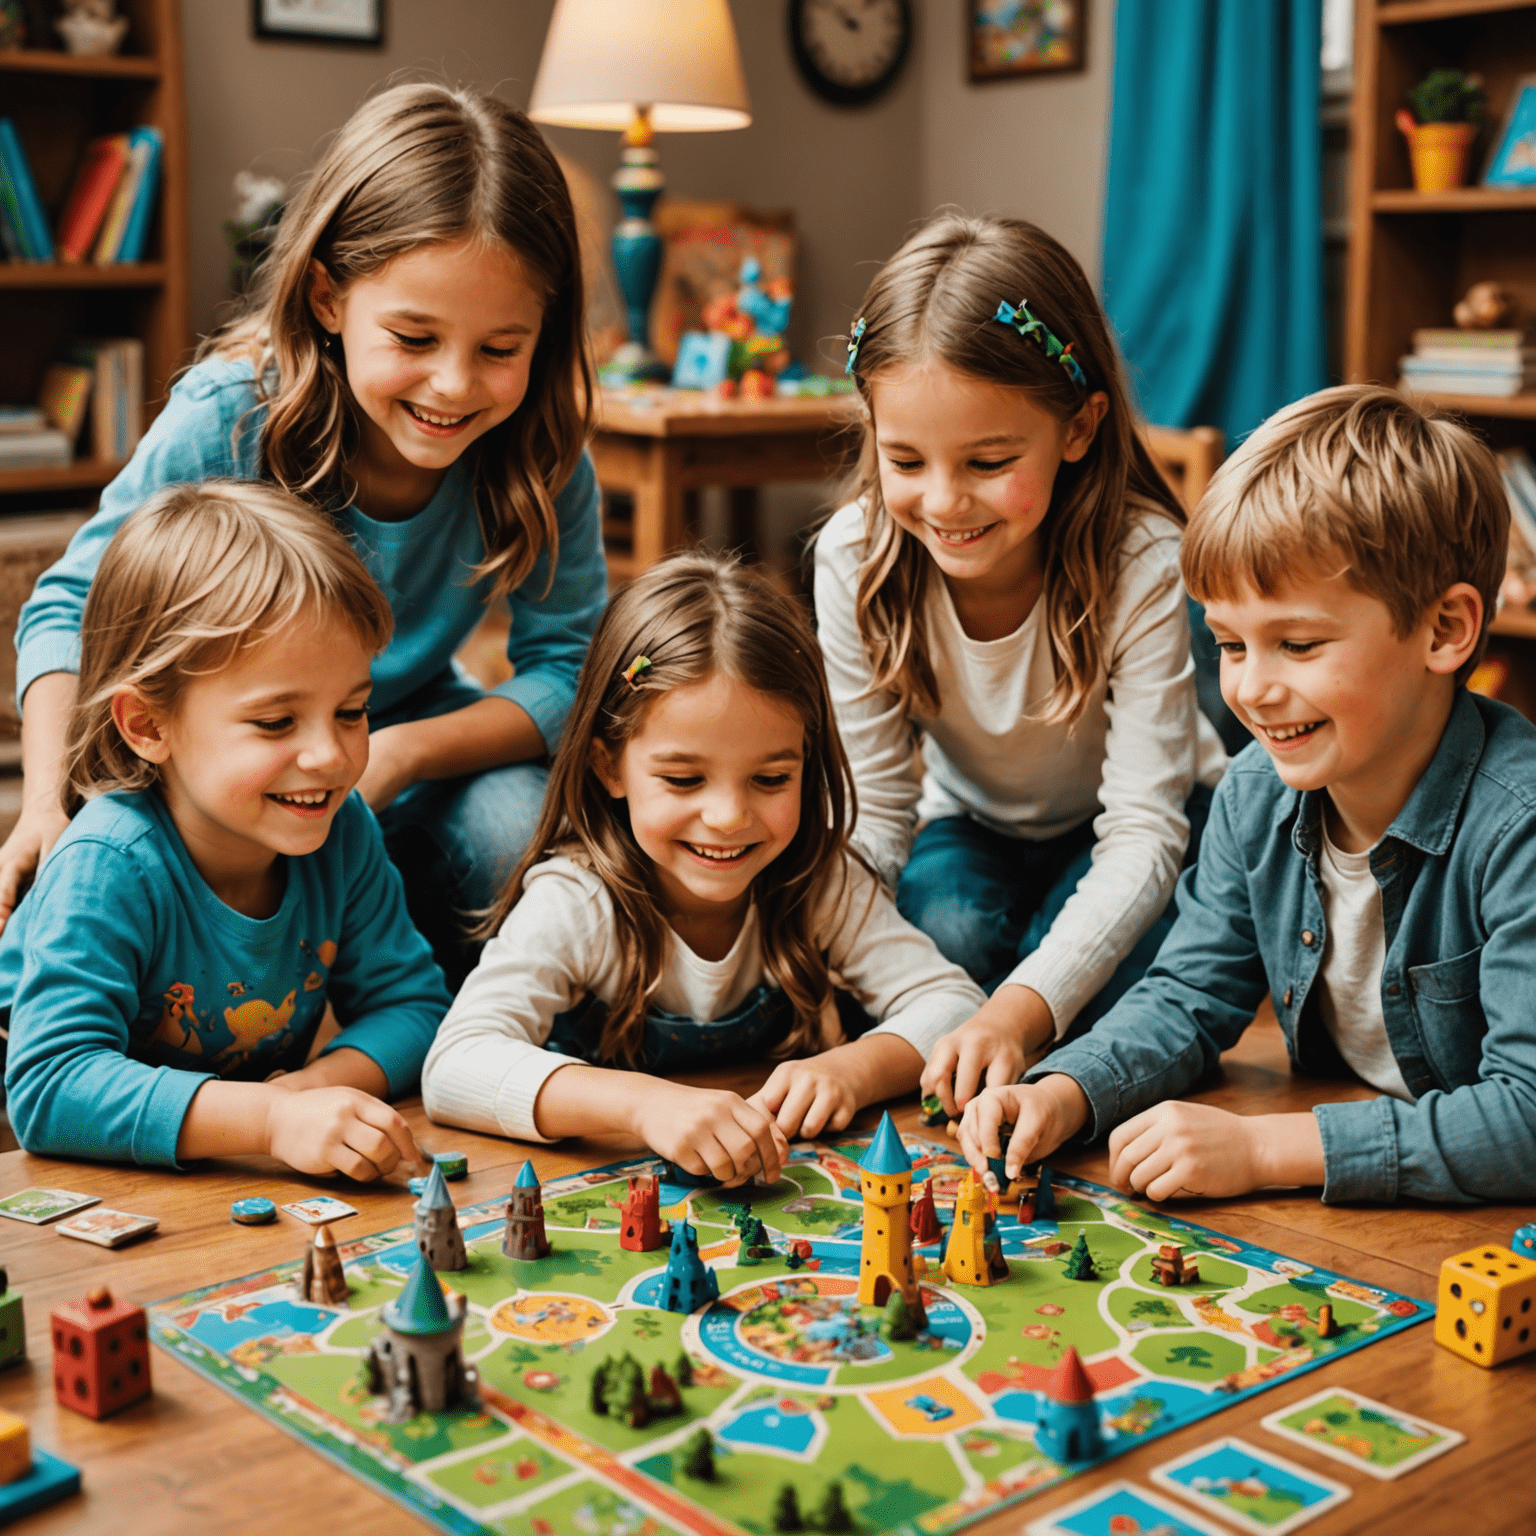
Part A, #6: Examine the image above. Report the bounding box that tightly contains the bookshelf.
[0,0,188,515]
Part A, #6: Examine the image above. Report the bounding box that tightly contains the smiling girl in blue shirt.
[7,84,605,986]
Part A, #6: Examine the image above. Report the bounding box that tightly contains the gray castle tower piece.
[365,1253,481,1422]
[414,1160,468,1271]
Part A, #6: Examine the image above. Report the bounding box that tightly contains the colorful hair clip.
[992,299,1087,390]
[844,316,867,377]
[621,654,652,689]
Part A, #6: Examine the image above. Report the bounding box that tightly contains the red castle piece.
[620,1174,668,1252]
[1044,1344,1094,1403]
[51,1285,151,1419]
[910,1180,943,1244]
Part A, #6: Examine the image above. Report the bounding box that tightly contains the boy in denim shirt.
[959,384,1532,1204]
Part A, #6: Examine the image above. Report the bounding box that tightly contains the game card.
[1027,1480,1233,1536]
[1261,1386,1465,1479]
[1150,1437,1351,1535]
[281,1196,359,1225]
[56,1207,159,1249]
[0,1187,100,1225]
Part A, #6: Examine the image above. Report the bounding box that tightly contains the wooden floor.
[0,1013,1531,1534]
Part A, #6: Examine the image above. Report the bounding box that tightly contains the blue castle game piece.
[660,1219,720,1315]
[1514,1223,1536,1261]
[1034,1345,1102,1463]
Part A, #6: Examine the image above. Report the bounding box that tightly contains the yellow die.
[0,1409,29,1485]
[1434,1243,1536,1367]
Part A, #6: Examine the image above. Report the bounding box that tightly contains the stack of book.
[0,118,164,265]
[0,407,72,472]
[1500,449,1536,599]
[1400,329,1536,399]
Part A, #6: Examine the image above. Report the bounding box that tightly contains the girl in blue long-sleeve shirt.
[7,83,605,987]
[3,481,451,1174]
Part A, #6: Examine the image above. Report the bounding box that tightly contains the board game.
[148,1132,1430,1536]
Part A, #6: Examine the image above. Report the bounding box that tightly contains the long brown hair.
[200,81,592,596]
[483,551,862,1065]
[840,214,1182,725]
[64,480,394,817]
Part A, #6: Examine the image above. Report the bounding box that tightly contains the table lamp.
[529,0,751,382]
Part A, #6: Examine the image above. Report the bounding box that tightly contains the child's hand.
[265,1086,423,1181]
[921,986,1055,1119]
[750,1035,924,1141]
[957,1075,1090,1180]
[632,1082,788,1187]
[1106,1102,1325,1200]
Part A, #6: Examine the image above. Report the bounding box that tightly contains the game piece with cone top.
[414,1161,468,1271]
[620,1173,668,1252]
[910,1179,943,1245]
[1034,1344,1103,1462]
[660,1219,720,1314]
[772,1480,804,1532]
[1063,1231,1097,1281]
[1150,1242,1199,1287]
[503,1159,551,1260]
[681,1426,716,1480]
[0,1409,80,1522]
[364,1253,481,1422]
[50,1285,151,1419]
[943,1170,1009,1287]
[0,1268,23,1370]
[299,1223,351,1306]
[857,1111,926,1325]
[813,1479,855,1533]
[1434,1242,1536,1367]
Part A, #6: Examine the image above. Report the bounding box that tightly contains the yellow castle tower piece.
[857,1112,918,1308]
[943,1171,1007,1287]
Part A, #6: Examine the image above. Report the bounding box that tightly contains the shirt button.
[1387,982,1400,997]
[1282,988,1293,1007]
[1302,931,1316,947]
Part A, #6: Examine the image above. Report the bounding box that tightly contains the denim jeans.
[896,786,1212,1041]
[372,664,549,991]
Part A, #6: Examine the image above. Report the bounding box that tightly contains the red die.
[51,1285,151,1419]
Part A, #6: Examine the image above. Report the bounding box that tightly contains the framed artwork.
[252,0,385,47]
[969,0,1086,82]
[1484,75,1536,187]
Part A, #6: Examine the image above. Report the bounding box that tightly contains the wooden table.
[591,389,859,578]
[1,1016,1532,1535]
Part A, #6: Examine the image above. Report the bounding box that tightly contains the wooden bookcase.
[1348,0,1536,705]
[0,0,189,515]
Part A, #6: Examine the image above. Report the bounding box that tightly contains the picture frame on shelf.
[1483,73,1536,187]
[252,0,384,47]
[968,0,1085,82]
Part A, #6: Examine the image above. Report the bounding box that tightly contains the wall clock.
[788,0,913,108]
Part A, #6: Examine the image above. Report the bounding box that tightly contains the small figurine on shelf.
[1454,280,1517,332]
[671,253,798,396]
[1396,69,1487,193]
[56,0,130,56]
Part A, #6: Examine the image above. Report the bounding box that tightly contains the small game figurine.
[1513,1222,1536,1261]
[364,1254,481,1422]
[1315,1301,1337,1339]
[918,1092,947,1128]
[673,1350,693,1386]
[0,1410,80,1523]
[943,1171,1009,1287]
[660,1219,720,1315]
[812,1479,855,1533]
[647,1363,684,1416]
[432,1150,469,1181]
[414,1162,468,1271]
[298,1223,350,1306]
[50,1284,151,1419]
[503,1159,551,1261]
[0,1268,24,1370]
[619,1173,667,1252]
[1150,1242,1199,1287]
[738,1214,776,1264]
[910,1180,943,1245]
[881,1290,919,1341]
[857,1112,925,1321]
[1034,1345,1102,1462]
[1063,1231,1097,1281]
[602,1353,649,1427]
[772,1480,804,1533]
[681,1425,716,1481]
[1434,1242,1536,1367]
[1032,1164,1056,1221]
[230,1196,276,1226]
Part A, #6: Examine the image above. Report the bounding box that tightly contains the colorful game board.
[148,1135,1430,1536]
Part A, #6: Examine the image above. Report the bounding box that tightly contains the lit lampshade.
[529,0,752,381]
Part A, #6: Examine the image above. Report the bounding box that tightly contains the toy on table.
[589,1352,686,1428]
[230,1196,276,1226]
[619,1172,668,1252]
[1512,1222,1536,1260]
[918,1092,947,1129]
[681,1426,716,1481]
[432,1150,468,1182]
[736,1213,776,1268]
[857,1111,929,1326]
[1016,1163,1056,1225]
[1034,1345,1103,1463]
[660,1218,720,1315]
[1434,1242,1536,1366]
[364,1254,481,1422]
[943,1170,1009,1287]
[1063,1231,1097,1281]
[1150,1242,1199,1287]
[414,1161,468,1271]
[50,1285,150,1419]
[502,1159,551,1261]
[772,1481,804,1533]
[0,1269,23,1371]
[0,1409,80,1523]
[671,255,796,398]
[910,1179,943,1245]
[1315,1301,1337,1339]
[298,1223,350,1306]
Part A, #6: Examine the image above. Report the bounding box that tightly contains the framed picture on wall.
[1484,75,1536,187]
[252,0,385,47]
[969,0,1086,82]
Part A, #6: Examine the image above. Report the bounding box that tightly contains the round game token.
[407,1176,429,1197]
[231,1197,276,1226]
[433,1151,469,1181]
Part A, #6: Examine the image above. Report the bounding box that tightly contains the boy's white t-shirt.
[1315,822,1413,1101]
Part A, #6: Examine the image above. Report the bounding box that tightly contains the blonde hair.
[1182,384,1509,680]
[839,214,1183,726]
[200,81,592,596]
[483,551,865,1066]
[64,480,394,816]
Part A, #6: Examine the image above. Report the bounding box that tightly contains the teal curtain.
[1101,0,1326,447]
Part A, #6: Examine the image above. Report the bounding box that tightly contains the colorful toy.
[672,254,801,396]
[943,1170,1009,1287]
[50,1284,150,1419]
[502,1159,551,1261]
[910,1179,943,1244]
[918,1092,947,1128]
[298,1223,350,1306]
[0,1410,79,1523]
[1434,1242,1536,1366]
[230,1196,276,1226]
[1063,1231,1097,1281]
[659,1218,720,1315]
[619,1172,667,1252]
[364,1255,480,1422]
[1150,1242,1200,1287]
[1512,1222,1536,1260]
[414,1161,467,1271]
[1034,1345,1103,1462]
[857,1111,926,1325]
[432,1151,468,1182]
[0,1268,24,1371]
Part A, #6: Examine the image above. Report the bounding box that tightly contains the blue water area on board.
[717,1402,818,1455]
[992,1390,1038,1426]
[1159,1440,1340,1508]
[698,1303,830,1385]
[1099,1380,1213,1428]
[921,1295,971,1349]
[188,1299,338,1351]
[630,1273,674,1310]
[1045,1484,1221,1536]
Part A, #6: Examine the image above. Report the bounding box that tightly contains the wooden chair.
[1142,424,1225,514]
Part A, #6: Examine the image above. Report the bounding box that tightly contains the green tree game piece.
[673,1350,693,1386]
[881,1290,916,1341]
[1063,1231,1097,1281]
[682,1426,716,1481]
[813,1479,855,1532]
[589,1355,611,1415]
[772,1481,804,1532]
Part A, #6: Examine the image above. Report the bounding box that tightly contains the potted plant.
[1396,70,1487,192]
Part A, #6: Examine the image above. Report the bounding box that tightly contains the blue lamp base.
[601,141,670,385]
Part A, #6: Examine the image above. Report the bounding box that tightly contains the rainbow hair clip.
[992,299,1087,390]
[621,654,652,690]
[844,316,867,377]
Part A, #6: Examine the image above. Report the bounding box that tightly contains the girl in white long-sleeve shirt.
[820,214,1224,1123]
[422,552,985,1185]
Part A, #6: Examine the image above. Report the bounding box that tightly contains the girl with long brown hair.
[8,83,603,988]
[817,214,1225,1122]
[422,552,983,1183]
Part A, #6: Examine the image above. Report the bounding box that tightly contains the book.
[0,429,73,469]
[0,406,46,434]
[65,338,143,461]
[56,135,129,264]
[93,132,152,263]
[38,363,94,441]
[1500,450,1536,559]
[0,117,53,261]
[1399,368,1533,398]
[1406,349,1536,371]
[114,126,163,264]
[1411,327,1530,351]
[0,151,33,262]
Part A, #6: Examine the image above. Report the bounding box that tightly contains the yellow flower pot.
[1399,118,1478,192]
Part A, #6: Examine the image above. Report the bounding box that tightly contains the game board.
[148,1134,1430,1536]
